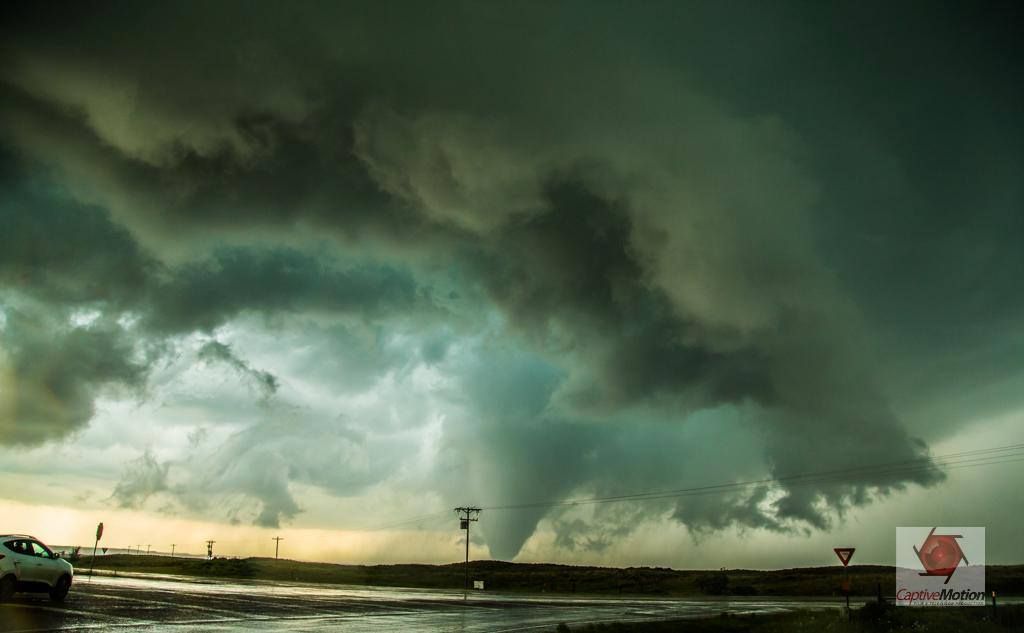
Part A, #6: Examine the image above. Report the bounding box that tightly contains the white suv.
[0,535,74,602]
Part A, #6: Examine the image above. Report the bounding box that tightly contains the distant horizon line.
[61,550,1024,572]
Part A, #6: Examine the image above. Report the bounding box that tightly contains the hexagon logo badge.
[914,527,967,584]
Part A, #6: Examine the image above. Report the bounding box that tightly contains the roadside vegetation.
[556,603,1024,632]
[81,556,1024,599]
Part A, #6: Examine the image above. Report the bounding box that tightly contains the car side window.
[2,540,20,554]
[29,541,51,557]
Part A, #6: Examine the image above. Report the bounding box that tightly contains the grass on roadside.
[556,603,1024,632]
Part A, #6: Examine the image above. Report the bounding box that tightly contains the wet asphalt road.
[0,573,849,632]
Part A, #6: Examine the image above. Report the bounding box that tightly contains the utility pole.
[146,544,151,555]
[206,540,216,560]
[272,537,284,560]
[454,507,481,594]
[171,544,176,558]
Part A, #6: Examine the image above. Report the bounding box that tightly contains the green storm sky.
[0,1,1021,565]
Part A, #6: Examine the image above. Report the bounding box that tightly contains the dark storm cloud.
[197,340,279,400]
[2,2,1019,548]
[0,148,426,331]
[0,2,442,253]
[0,165,155,446]
[0,157,155,308]
[145,248,425,335]
[464,177,777,411]
[0,305,149,446]
[0,153,433,446]
[432,168,942,548]
[672,486,783,536]
[0,84,424,249]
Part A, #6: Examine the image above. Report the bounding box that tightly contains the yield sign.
[834,547,855,566]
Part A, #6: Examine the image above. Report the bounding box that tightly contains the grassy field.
[78,555,1024,598]
[558,603,1024,632]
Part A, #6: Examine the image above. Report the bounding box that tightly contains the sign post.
[88,522,104,580]
[834,547,855,618]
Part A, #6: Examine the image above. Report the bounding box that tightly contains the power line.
[483,451,1024,511]
[361,510,454,532]
[454,507,481,593]
[331,442,1024,534]
[539,452,1024,508]
[482,442,1024,511]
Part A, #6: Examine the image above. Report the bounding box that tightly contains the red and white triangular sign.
[834,547,855,567]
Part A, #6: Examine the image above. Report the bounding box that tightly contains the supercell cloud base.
[0,2,1021,566]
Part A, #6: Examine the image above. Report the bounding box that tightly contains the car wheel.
[49,575,71,602]
[0,575,15,603]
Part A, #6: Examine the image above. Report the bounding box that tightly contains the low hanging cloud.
[0,304,149,446]
[111,410,418,529]
[111,449,170,509]
[197,340,279,400]
[145,248,427,335]
[0,153,434,447]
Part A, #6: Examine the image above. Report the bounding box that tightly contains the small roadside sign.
[89,522,104,580]
[834,547,855,566]
[835,546,856,618]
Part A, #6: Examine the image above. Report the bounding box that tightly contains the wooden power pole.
[454,507,481,593]
[272,537,284,560]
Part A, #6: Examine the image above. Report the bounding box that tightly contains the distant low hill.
[79,555,1024,597]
